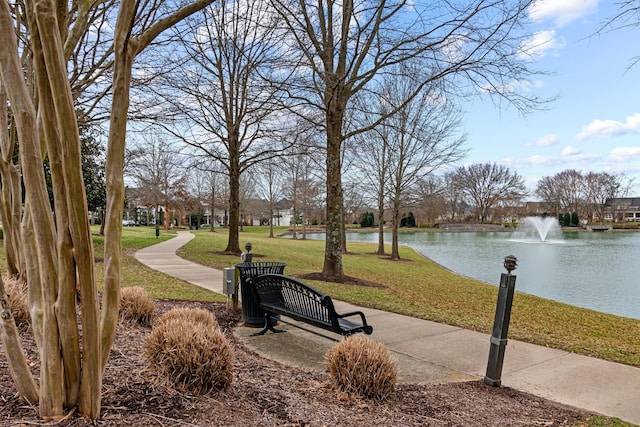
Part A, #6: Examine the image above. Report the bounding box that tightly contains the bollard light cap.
[504,255,518,273]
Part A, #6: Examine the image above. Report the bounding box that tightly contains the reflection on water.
[301,231,640,320]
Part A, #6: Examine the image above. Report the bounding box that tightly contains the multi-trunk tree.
[0,0,213,420]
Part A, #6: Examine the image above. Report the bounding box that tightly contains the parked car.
[200,222,221,228]
[122,219,136,227]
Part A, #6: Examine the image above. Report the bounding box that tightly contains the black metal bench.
[248,274,373,336]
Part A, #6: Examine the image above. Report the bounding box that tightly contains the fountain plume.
[517,216,561,242]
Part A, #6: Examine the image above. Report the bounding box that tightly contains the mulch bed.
[1,300,594,426]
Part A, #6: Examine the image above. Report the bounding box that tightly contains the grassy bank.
[179,227,640,368]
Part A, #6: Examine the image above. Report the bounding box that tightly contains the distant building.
[604,197,640,222]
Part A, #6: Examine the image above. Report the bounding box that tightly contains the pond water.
[303,230,640,320]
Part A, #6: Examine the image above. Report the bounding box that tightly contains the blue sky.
[463,0,640,194]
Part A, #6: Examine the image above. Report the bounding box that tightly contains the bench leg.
[250,313,285,336]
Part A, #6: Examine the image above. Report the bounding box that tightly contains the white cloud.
[533,134,560,147]
[525,147,599,167]
[526,154,557,165]
[561,146,600,162]
[519,30,565,59]
[561,145,580,156]
[609,147,640,162]
[575,113,640,140]
[529,0,598,27]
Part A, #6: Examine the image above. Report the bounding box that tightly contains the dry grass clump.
[144,316,234,393]
[119,286,155,326]
[4,277,30,328]
[325,334,398,400]
[156,306,218,329]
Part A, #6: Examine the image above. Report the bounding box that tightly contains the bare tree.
[535,175,563,219]
[380,74,467,259]
[151,0,293,253]
[348,104,393,255]
[535,169,584,217]
[296,157,323,239]
[441,171,468,222]
[282,152,323,239]
[67,1,117,126]
[127,136,188,230]
[416,175,448,226]
[537,170,633,222]
[454,163,527,223]
[582,172,618,222]
[254,158,287,237]
[349,73,467,258]
[188,161,225,230]
[273,0,544,279]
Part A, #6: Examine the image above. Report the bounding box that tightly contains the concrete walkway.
[135,231,640,425]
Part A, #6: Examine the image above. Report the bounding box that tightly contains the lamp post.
[484,255,518,387]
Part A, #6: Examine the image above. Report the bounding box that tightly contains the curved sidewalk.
[136,231,640,424]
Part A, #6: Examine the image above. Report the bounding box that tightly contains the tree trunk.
[377,194,386,255]
[31,0,99,415]
[0,276,39,404]
[323,122,344,279]
[268,199,274,238]
[225,141,242,253]
[33,53,81,409]
[391,202,401,260]
[0,84,24,278]
[101,1,138,390]
[0,2,65,417]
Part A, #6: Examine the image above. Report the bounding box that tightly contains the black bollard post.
[484,255,518,387]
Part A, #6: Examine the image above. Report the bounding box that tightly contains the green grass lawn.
[178,226,640,369]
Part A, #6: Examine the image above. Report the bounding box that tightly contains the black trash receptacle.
[236,262,286,325]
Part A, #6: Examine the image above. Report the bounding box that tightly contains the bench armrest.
[336,310,369,326]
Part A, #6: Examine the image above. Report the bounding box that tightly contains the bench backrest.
[250,274,337,328]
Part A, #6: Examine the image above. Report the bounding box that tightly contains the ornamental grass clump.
[144,315,234,393]
[4,277,30,328]
[325,334,398,400]
[156,306,218,329]
[119,286,155,326]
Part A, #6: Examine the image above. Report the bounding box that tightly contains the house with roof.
[603,197,640,222]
